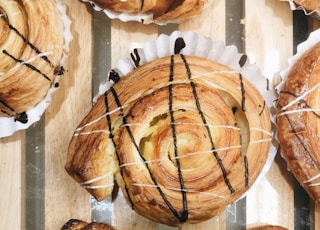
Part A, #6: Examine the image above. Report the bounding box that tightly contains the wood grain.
[179,0,226,41]
[1,0,320,229]
[43,1,93,229]
[244,0,294,229]
[0,131,25,230]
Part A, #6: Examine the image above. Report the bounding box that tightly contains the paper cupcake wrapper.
[81,0,214,25]
[94,30,278,196]
[281,0,320,19]
[0,0,73,138]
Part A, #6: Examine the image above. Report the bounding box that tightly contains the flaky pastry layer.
[277,42,320,203]
[61,219,114,230]
[88,0,207,21]
[293,0,320,11]
[66,55,271,226]
[0,0,64,121]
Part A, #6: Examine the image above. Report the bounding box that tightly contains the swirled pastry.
[293,0,320,11]
[277,42,320,203]
[87,0,208,22]
[0,0,65,122]
[66,39,272,226]
[61,219,114,230]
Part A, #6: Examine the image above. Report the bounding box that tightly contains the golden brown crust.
[277,42,320,203]
[0,0,64,120]
[66,55,271,226]
[293,0,320,11]
[249,226,288,230]
[61,219,114,230]
[89,0,207,21]
[153,0,206,21]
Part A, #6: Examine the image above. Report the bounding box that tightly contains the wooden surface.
[1,0,320,229]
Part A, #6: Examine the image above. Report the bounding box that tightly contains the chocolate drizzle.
[130,49,141,68]
[239,74,246,112]
[180,54,235,194]
[0,99,15,113]
[168,55,189,222]
[239,54,248,67]
[283,112,320,170]
[0,14,62,83]
[278,90,320,169]
[108,70,121,84]
[14,112,28,124]
[259,101,266,116]
[0,16,53,66]
[102,38,256,222]
[106,85,188,222]
[174,37,186,54]
[104,90,134,209]
[244,156,249,187]
[3,50,51,82]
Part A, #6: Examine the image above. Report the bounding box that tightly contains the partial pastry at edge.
[249,225,288,230]
[85,0,208,22]
[61,219,114,230]
[65,37,272,226]
[277,42,320,203]
[0,0,65,122]
[293,0,320,12]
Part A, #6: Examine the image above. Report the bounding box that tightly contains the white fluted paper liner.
[281,0,320,19]
[94,31,278,199]
[81,0,214,25]
[0,0,73,138]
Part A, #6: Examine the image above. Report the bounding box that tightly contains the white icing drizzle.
[308,183,320,187]
[73,105,127,136]
[74,121,241,137]
[73,129,110,137]
[119,158,165,168]
[0,0,73,137]
[84,184,114,189]
[248,138,273,145]
[131,183,226,199]
[11,52,53,72]
[190,70,239,80]
[280,82,320,111]
[119,145,243,169]
[81,172,113,185]
[304,172,320,184]
[250,127,273,136]
[172,122,241,131]
[277,107,320,117]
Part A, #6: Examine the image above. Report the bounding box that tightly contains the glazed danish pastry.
[61,219,114,230]
[66,39,272,226]
[0,0,65,122]
[87,0,208,22]
[293,0,320,12]
[277,42,320,203]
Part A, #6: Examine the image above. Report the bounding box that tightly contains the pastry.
[86,0,208,22]
[293,0,320,12]
[277,42,320,203]
[0,0,65,123]
[65,36,272,226]
[61,219,114,230]
[249,225,288,230]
